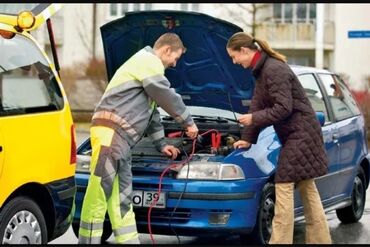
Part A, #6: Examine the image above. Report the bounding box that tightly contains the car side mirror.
[316,111,325,126]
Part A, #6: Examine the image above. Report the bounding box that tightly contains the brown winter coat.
[242,51,328,183]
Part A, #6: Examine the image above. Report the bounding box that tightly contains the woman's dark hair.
[227,32,287,63]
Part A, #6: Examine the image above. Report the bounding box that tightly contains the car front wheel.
[0,196,48,244]
[336,166,366,223]
[240,183,275,244]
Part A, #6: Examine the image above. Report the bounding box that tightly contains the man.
[78,33,198,244]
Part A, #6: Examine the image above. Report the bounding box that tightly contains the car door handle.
[332,133,339,144]
[0,146,2,152]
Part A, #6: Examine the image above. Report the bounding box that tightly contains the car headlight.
[176,162,245,180]
[76,154,90,173]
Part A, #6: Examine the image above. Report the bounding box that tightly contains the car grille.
[134,207,191,224]
[132,159,180,178]
[132,169,176,178]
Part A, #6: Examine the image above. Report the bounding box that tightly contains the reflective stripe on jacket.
[94,46,194,145]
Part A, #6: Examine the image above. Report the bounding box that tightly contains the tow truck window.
[0,33,63,116]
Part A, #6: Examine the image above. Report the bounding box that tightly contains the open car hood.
[101,10,255,114]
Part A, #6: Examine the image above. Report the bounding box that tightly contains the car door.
[318,73,363,198]
[0,3,72,193]
[0,126,4,178]
[294,73,340,206]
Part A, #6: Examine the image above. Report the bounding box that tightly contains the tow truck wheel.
[0,196,48,244]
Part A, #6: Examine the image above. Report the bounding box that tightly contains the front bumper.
[74,172,267,235]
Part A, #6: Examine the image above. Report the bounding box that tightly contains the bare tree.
[72,4,107,92]
[92,3,97,61]
[217,4,271,36]
[75,5,93,57]
[248,4,271,37]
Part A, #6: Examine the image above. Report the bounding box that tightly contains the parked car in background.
[0,4,76,244]
[73,10,370,244]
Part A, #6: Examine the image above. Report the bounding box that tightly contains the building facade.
[31,3,370,89]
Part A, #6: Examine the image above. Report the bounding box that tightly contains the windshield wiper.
[192,115,226,123]
[161,113,241,123]
[162,114,238,123]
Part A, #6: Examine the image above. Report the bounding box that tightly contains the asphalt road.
[50,189,370,244]
[49,127,370,244]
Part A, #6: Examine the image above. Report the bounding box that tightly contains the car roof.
[290,64,332,75]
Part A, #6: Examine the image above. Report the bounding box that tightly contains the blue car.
[73,10,370,244]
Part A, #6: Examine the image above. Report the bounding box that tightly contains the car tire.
[336,166,366,223]
[240,183,275,245]
[72,219,112,243]
[0,196,48,244]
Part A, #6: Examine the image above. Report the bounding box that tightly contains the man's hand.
[161,145,180,160]
[238,113,253,126]
[185,123,198,139]
[233,140,252,149]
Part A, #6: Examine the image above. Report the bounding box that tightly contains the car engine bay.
[132,114,242,160]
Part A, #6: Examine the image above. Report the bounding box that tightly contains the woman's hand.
[161,145,180,160]
[233,140,252,149]
[238,113,253,126]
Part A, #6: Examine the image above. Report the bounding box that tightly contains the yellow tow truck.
[0,4,76,244]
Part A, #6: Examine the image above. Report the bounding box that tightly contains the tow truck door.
[0,125,4,179]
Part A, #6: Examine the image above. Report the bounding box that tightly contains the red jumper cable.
[147,129,219,244]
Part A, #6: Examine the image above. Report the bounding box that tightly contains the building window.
[284,4,293,23]
[121,4,128,15]
[180,3,198,11]
[180,4,189,11]
[297,4,307,22]
[133,3,140,11]
[273,3,316,23]
[110,4,117,16]
[191,4,199,12]
[143,3,152,11]
[273,3,282,20]
[109,3,148,17]
[309,4,316,19]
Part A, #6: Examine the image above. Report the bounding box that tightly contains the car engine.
[132,115,242,160]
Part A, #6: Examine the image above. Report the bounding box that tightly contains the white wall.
[55,3,370,91]
[60,4,94,67]
[203,4,252,32]
[333,4,370,90]
[58,3,240,67]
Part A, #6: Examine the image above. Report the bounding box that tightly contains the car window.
[0,33,64,116]
[319,73,360,121]
[297,73,329,122]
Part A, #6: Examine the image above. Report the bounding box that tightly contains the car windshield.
[158,106,241,121]
[0,33,64,116]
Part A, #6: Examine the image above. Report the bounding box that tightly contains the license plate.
[132,190,166,208]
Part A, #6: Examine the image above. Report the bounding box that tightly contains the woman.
[226,32,332,244]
